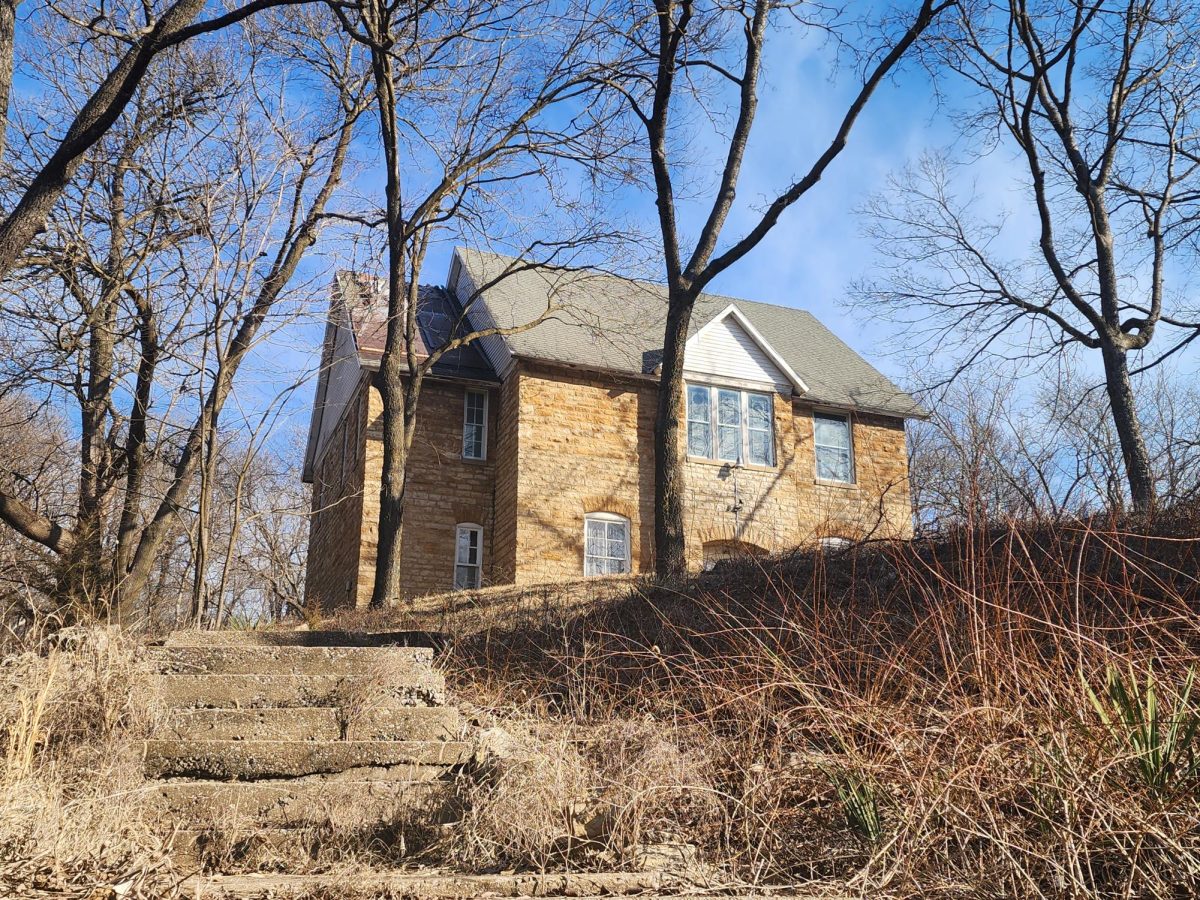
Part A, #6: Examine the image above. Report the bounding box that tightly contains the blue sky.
[13,1,1196,469]
[267,13,969,463]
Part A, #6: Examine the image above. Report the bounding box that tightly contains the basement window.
[584,513,630,576]
[814,412,854,483]
[453,523,483,590]
[462,390,487,460]
[686,384,775,466]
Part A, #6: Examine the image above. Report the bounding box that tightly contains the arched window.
[819,536,852,551]
[702,539,766,571]
[583,512,630,576]
[453,523,483,589]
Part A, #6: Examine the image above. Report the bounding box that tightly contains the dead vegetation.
[321,506,1200,897]
[0,628,180,898]
[5,510,1200,897]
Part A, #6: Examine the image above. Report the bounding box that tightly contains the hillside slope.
[332,508,1200,896]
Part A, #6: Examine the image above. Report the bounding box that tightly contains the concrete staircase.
[142,630,470,862]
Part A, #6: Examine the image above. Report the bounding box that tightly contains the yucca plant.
[827,768,886,846]
[1084,663,1200,799]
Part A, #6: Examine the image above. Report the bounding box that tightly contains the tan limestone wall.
[358,378,499,603]
[507,363,914,580]
[681,388,803,566]
[304,377,367,612]
[792,403,913,542]
[308,361,913,608]
[509,363,656,584]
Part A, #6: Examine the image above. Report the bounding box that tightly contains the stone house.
[302,248,925,608]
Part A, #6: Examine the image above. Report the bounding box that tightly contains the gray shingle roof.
[456,248,925,418]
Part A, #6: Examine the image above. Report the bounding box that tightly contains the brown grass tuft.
[0,627,179,898]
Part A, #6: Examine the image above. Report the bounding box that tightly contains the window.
[462,390,487,460]
[453,523,483,589]
[702,539,766,571]
[820,536,852,551]
[685,385,775,466]
[584,513,630,576]
[814,412,854,483]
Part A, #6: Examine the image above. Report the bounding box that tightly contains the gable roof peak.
[451,247,928,419]
[687,303,809,394]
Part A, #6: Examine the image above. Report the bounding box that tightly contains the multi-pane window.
[686,385,775,467]
[686,386,713,458]
[584,513,630,576]
[462,390,487,460]
[453,523,483,589]
[813,412,854,483]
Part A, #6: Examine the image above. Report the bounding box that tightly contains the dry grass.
[6,508,1200,896]
[321,507,1200,897]
[0,627,180,898]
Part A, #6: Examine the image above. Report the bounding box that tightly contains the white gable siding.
[684,315,788,389]
[315,312,364,464]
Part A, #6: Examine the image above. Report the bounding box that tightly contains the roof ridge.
[454,246,927,419]
[455,247,816,319]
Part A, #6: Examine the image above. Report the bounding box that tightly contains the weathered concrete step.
[147,673,445,709]
[148,644,435,676]
[157,779,449,828]
[144,739,472,778]
[168,826,322,863]
[163,629,443,649]
[159,705,462,742]
[276,762,451,783]
[160,762,451,786]
[181,870,674,898]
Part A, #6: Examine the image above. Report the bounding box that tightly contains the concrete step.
[156,778,450,828]
[159,705,463,742]
[283,762,452,783]
[181,871,675,899]
[147,644,435,677]
[163,629,443,649]
[144,739,472,779]
[147,673,445,710]
[168,826,324,864]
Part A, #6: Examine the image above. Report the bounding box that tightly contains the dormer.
[683,304,808,395]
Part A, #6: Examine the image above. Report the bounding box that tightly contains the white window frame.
[685,383,776,467]
[813,410,855,484]
[462,389,488,461]
[583,512,631,577]
[453,523,483,589]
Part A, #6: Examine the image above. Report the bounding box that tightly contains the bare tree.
[0,11,367,623]
[0,392,75,632]
[595,0,951,578]
[329,0,631,606]
[857,0,1200,513]
[908,360,1200,528]
[0,0,330,278]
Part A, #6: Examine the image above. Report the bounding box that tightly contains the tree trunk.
[653,288,694,580]
[68,291,120,608]
[114,288,159,578]
[365,16,410,608]
[371,366,409,606]
[1101,341,1156,513]
[0,0,18,162]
